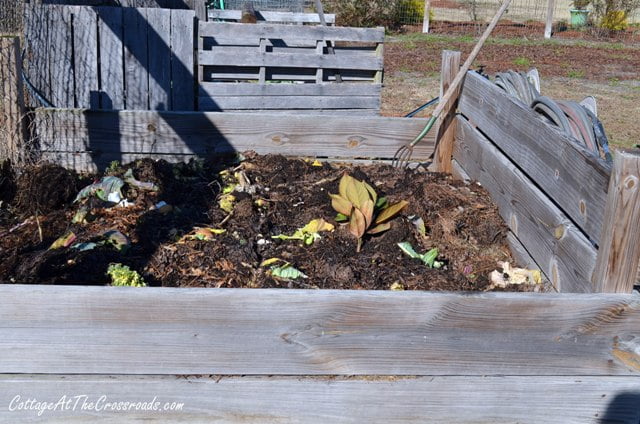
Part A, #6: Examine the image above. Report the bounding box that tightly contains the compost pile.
[0,153,532,291]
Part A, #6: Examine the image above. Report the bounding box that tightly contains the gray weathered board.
[1,285,640,376]
[33,108,434,171]
[0,375,639,422]
[24,5,195,110]
[454,116,597,293]
[198,22,384,113]
[209,9,336,24]
[36,0,206,20]
[459,71,611,245]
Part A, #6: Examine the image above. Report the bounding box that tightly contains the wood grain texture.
[208,9,336,24]
[35,108,434,159]
[199,82,381,97]
[97,7,124,110]
[48,6,74,108]
[123,7,149,109]
[170,9,195,111]
[459,71,611,244]
[592,150,640,293]
[198,95,379,111]
[0,37,26,163]
[146,8,172,111]
[73,6,99,109]
[24,4,52,106]
[433,50,461,172]
[454,116,597,293]
[0,285,639,375]
[0,375,639,423]
[199,50,382,71]
[199,22,384,43]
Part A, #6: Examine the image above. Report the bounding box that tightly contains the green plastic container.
[570,9,589,27]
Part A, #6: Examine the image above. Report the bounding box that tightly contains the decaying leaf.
[219,194,236,213]
[272,219,334,245]
[49,231,77,250]
[389,282,404,291]
[260,258,308,280]
[75,176,125,203]
[194,227,226,241]
[103,230,130,253]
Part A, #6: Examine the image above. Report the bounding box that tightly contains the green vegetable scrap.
[107,263,146,287]
[74,176,124,203]
[272,218,334,245]
[260,258,308,280]
[49,231,77,250]
[397,242,443,268]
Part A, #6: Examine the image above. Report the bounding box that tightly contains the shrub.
[325,0,427,29]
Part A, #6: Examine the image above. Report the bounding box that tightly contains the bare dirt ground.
[381,34,640,148]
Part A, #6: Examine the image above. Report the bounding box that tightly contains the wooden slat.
[35,108,433,159]
[48,6,74,108]
[24,4,52,106]
[199,82,381,97]
[199,50,383,71]
[433,49,461,173]
[1,375,639,423]
[1,286,640,375]
[123,7,149,109]
[198,95,380,111]
[459,71,611,244]
[202,68,375,82]
[592,150,640,293]
[146,8,171,111]
[199,22,385,43]
[73,6,99,109]
[0,37,26,164]
[170,9,195,111]
[208,9,336,24]
[454,116,597,293]
[97,7,124,110]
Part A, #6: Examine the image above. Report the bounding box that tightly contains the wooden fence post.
[592,150,640,293]
[0,36,26,165]
[432,50,461,173]
[423,0,430,33]
[544,0,555,39]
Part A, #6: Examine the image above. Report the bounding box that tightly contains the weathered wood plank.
[199,82,381,97]
[170,9,195,111]
[73,6,99,109]
[146,8,171,111]
[48,6,74,108]
[454,116,597,293]
[96,7,124,110]
[123,7,149,109]
[0,375,639,423]
[202,67,375,82]
[208,9,336,24]
[35,108,434,159]
[0,37,26,163]
[592,150,640,293]
[0,286,639,375]
[24,4,52,106]
[199,22,385,43]
[459,71,611,244]
[199,50,383,71]
[433,50,461,173]
[198,95,380,111]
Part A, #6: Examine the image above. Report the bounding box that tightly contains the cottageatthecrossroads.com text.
[8,394,185,416]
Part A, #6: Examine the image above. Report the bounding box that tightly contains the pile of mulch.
[0,153,531,291]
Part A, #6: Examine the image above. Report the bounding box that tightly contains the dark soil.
[0,154,525,291]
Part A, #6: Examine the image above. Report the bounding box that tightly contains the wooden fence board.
[73,6,99,109]
[146,8,172,111]
[0,375,639,423]
[35,109,434,159]
[208,9,336,24]
[48,6,74,108]
[123,7,149,109]
[0,286,639,375]
[459,71,611,245]
[454,116,597,293]
[199,50,383,71]
[97,7,124,110]
[199,22,385,43]
[170,9,195,111]
[198,95,380,111]
[24,4,52,106]
[199,82,381,97]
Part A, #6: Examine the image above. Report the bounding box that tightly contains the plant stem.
[357,238,362,252]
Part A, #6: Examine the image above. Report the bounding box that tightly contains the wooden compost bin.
[3,39,640,421]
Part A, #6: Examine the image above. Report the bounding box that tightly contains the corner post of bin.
[0,36,27,165]
[432,50,461,173]
[592,149,640,293]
